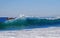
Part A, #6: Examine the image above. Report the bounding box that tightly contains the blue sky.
[0,0,60,17]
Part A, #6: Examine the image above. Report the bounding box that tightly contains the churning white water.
[0,27,60,38]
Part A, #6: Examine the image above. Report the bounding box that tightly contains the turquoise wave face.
[0,17,60,30]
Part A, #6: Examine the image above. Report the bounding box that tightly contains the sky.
[0,0,60,17]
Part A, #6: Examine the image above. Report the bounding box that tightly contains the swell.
[0,17,60,30]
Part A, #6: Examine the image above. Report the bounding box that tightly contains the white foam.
[10,37,15,38]
[0,27,60,38]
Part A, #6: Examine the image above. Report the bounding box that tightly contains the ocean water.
[0,17,60,38]
[0,17,60,30]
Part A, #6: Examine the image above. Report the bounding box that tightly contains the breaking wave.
[0,17,60,30]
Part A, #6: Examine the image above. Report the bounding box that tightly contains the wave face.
[0,17,60,30]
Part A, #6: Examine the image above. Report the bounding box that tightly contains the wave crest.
[0,17,60,30]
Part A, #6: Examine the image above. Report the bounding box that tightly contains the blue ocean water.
[0,17,60,30]
[0,17,8,22]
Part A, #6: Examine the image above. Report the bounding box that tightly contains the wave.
[0,17,60,30]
